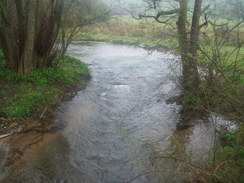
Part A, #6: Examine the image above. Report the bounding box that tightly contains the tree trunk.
[0,29,20,72]
[177,0,191,90]
[177,0,201,91]
[18,0,36,74]
[0,0,63,74]
[188,0,202,88]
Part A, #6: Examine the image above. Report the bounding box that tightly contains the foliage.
[183,91,201,105]
[0,55,90,118]
[0,56,90,85]
[207,129,244,183]
[0,91,46,117]
[16,56,90,86]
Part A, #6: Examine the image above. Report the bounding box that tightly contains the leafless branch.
[199,14,208,29]
[201,4,210,15]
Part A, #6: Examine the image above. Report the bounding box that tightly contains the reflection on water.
[0,42,216,183]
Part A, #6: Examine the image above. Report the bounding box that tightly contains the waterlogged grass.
[0,55,90,118]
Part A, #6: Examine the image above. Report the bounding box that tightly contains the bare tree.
[59,0,110,58]
[134,0,210,92]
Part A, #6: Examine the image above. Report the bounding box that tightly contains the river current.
[0,42,215,183]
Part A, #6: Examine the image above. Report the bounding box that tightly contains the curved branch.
[201,4,210,15]
[157,8,179,17]
[138,8,179,24]
[199,14,208,29]
[139,14,177,24]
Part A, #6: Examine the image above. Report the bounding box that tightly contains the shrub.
[208,129,244,183]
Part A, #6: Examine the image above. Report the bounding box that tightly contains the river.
[0,42,215,183]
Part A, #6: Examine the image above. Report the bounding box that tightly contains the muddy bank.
[0,79,89,168]
[0,56,90,137]
[0,80,88,134]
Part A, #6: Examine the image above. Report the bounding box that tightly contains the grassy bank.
[78,17,178,50]
[0,51,90,132]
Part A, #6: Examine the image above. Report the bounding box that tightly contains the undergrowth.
[0,54,90,118]
[194,128,244,183]
[181,78,244,183]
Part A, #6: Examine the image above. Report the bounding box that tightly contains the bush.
[208,129,244,183]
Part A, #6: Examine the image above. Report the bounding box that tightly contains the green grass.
[198,41,244,85]
[0,90,7,95]
[79,32,178,50]
[110,16,140,24]
[1,91,47,117]
[0,56,90,86]
[77,16,178,50]
[0,55,90,118]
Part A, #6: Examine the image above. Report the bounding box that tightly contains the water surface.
[0,42,215,183]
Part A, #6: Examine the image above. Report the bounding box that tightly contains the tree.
[136,0,209,91]
[59,0,110,58]
[0,0,64,74]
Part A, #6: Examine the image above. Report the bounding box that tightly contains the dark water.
[0,42,215,183]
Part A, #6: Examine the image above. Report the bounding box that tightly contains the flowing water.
[0,42,216,183]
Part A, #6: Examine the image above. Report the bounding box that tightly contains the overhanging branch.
[138,8,179,24]
[157,8,179,16]
[199,14,208,29]
[201,4,210,15]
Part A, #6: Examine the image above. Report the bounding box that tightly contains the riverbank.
[78,26,243,122]
[77,19,244,182]
[0,54,90,136]
[78,33,175,52]
[0,41,243,183]
[77,17,178,52]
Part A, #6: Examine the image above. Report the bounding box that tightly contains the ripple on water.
[1,42,219,183]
